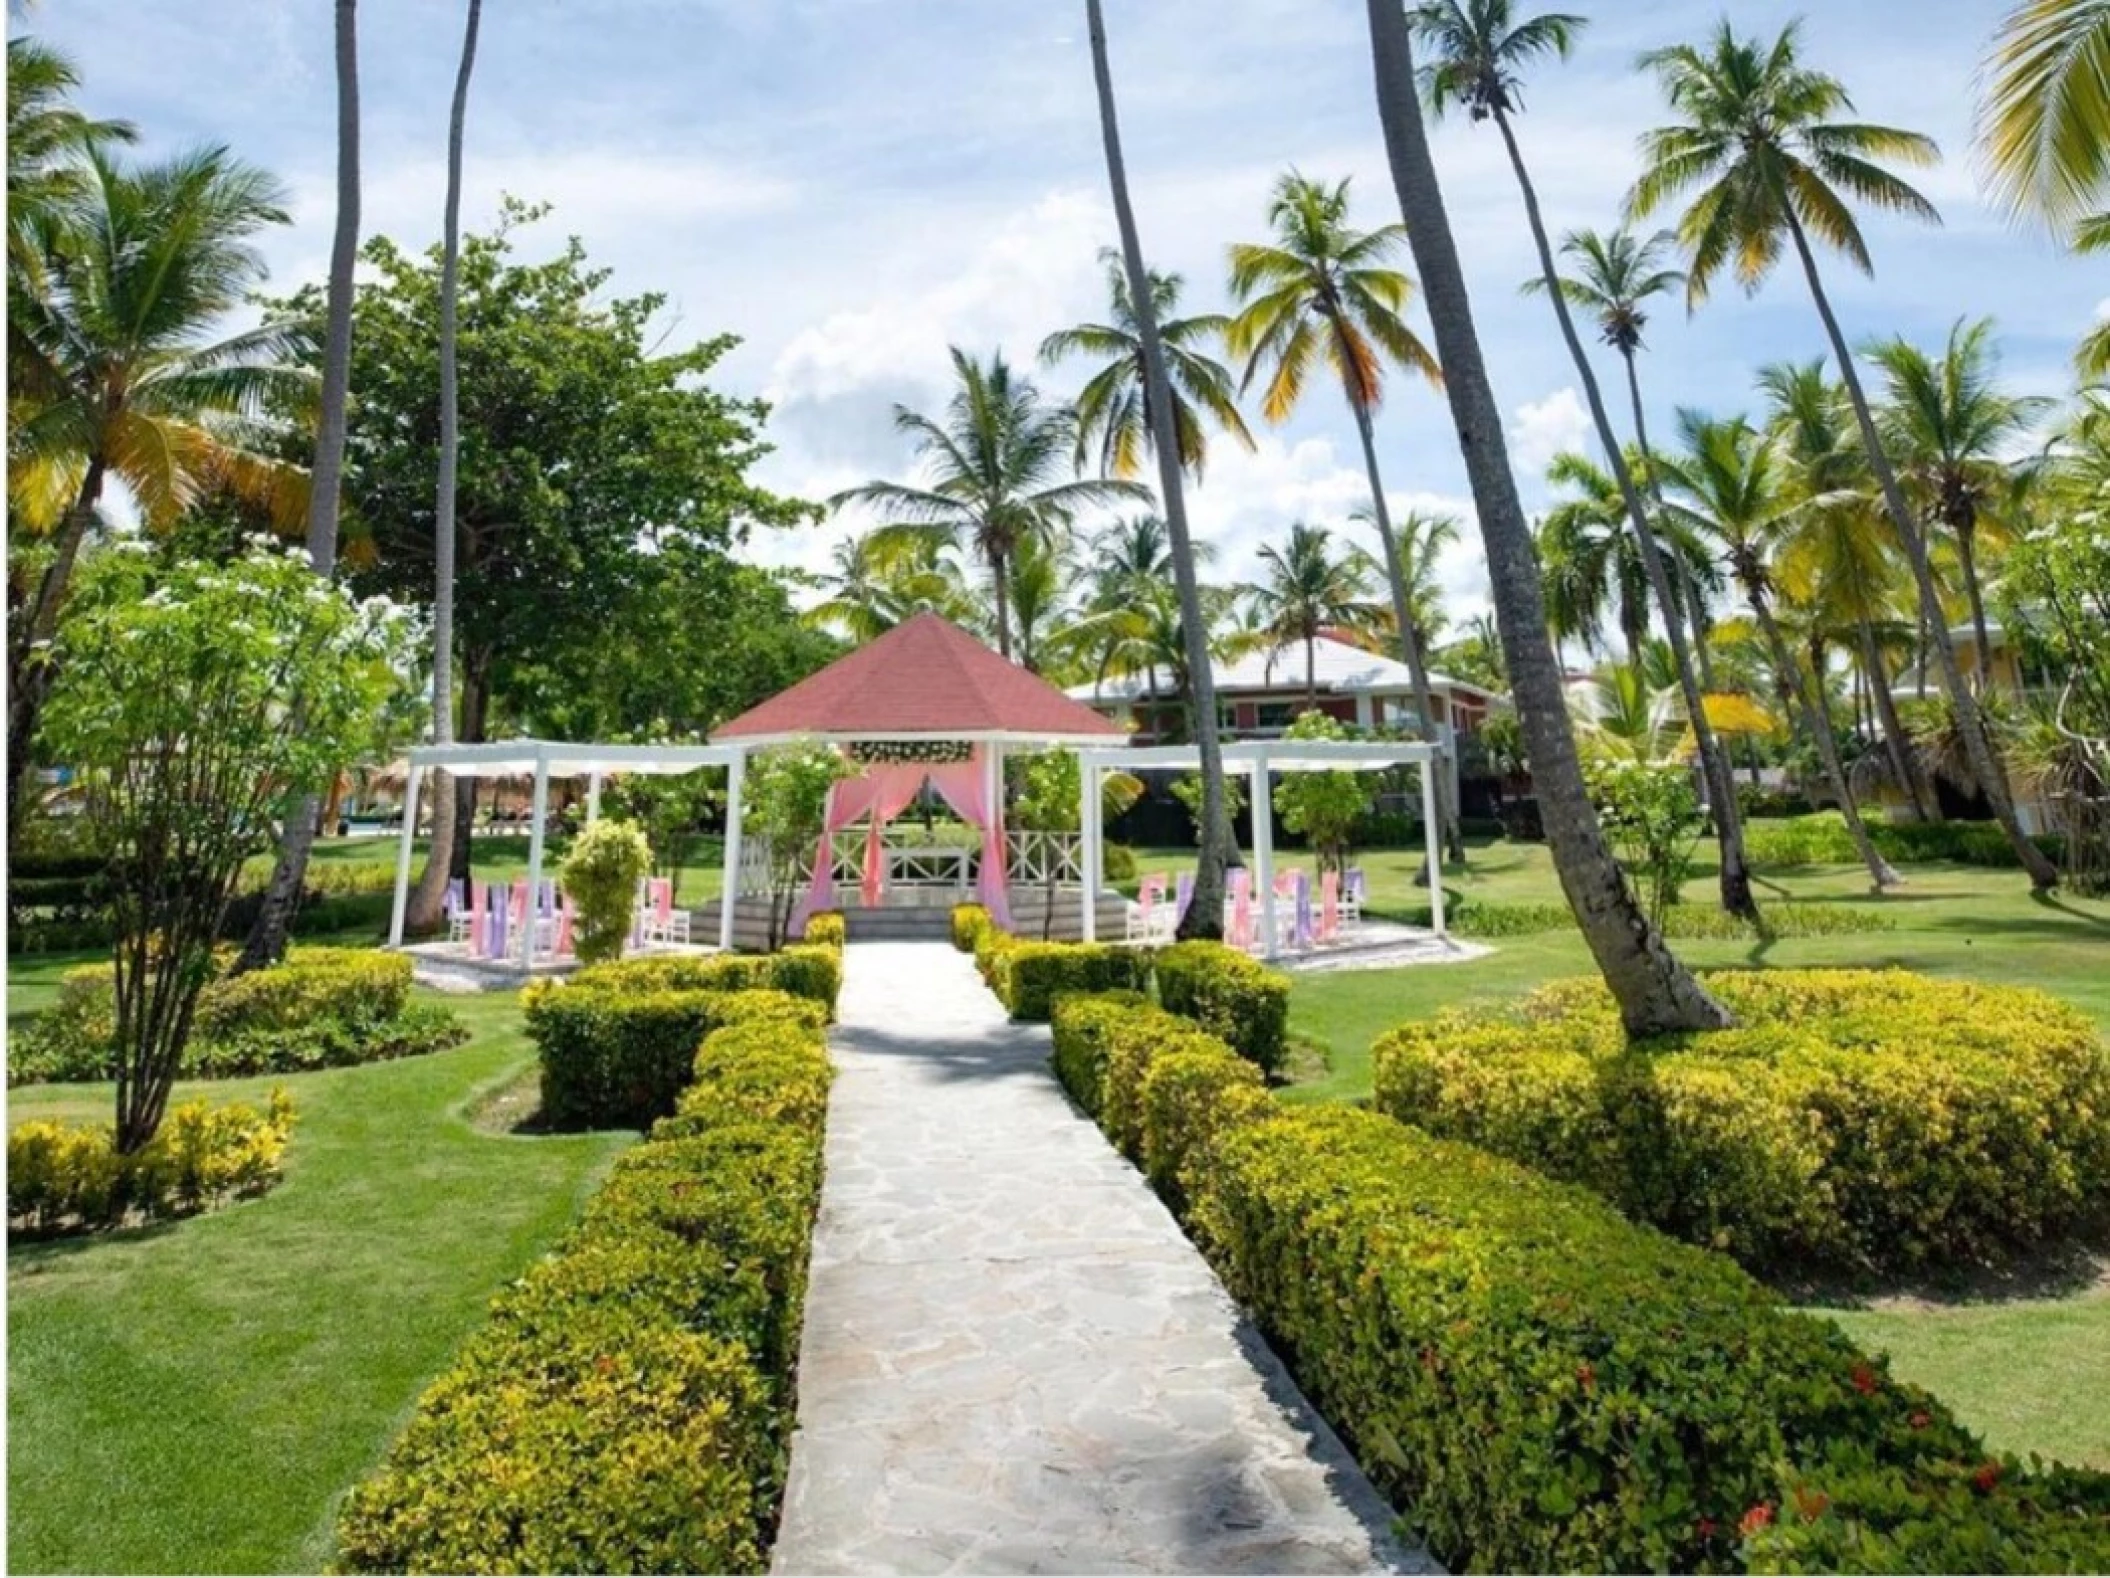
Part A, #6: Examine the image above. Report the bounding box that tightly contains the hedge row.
[1392,897,1893,940]
[972,930,1154,1022]
[1049,989,2110,1573]
[336,996,832,1575]
[568,943,842,1021]
[1153,941,1290,1073]
[950,902,990,952]
[8,949,465,1086]
[1745,810,2064,870]
[1372,970,2110,1271]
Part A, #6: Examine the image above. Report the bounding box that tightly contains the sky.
[27,0,2104,631]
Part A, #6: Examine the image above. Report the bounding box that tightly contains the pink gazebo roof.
[713,611,1127,745]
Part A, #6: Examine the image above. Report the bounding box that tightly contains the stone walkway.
[771,941,1429,1577]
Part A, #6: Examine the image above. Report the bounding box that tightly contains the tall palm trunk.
[1086,0,1226,938]
[1780,207,2058,889]
[1350,400,1466,866]
[239,0,360,970]
[1363,0,1730,1035]
[1621,348,1720,693]
[1742,574,1900,886]
[406,0,483,935]
[1953,513,1995,691]
[1494,105,1759,923]
[7,459,105,834]
[988,545,1014,661]
[1305,631,1319,710]
[1861,617,1938,820]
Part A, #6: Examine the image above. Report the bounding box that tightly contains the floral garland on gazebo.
[847,739,974,767]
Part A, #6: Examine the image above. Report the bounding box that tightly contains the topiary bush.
[336,1002,831,1575]
[1371,969,2110,1271]
[950,902,992,953]
[995,940,1154,1022]
[560,818,654,964]
[1152,941,1290,1074]
[568,946,841,1020]
[800,910,845,950]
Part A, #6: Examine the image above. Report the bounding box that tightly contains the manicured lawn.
[1149,833,2110,1470]
[6,988,633,1574]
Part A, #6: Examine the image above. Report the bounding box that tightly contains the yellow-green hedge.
[569,946,841,1020]
[1372,969,2110,1270]
[978,936,1154,1022]
[8,1090,295,1237]
[950,902,991,953]
[1152,940,1290,1073]
[801,910,845,950]
[336,997,832,1575]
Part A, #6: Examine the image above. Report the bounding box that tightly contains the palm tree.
[1410,0,1760,920]
[1082,514,1216,704]
[1869,318,2051,691]
[833,347,1143,662]
[1536,449,1718,667]
[805,530,954,642]
[1658,411,1902,888]
[1628,21,2060,890]
[1361,0,1731,1034]
[1248,523,1381,706]
[1978,0,2110,241]
[7,145,307,829]
[1039,249,1254,481]
[1085,0,1232,938]
[1761,358,1940,821]
[243,0,364,968]
[1225,171,1465,860]
[5,37,135,292]
[405,0,484,935]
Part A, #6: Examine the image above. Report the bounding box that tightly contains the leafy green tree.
[832,347,1144,660]
[559,819,652,965]
[39,539,411,1153]
[1584,759,1704,929]
[1628,21,2059,891]
[1039,248,1254,481]
[1272,711,1368,874]
[1361,0,1732,1033]
[744,742,857,950]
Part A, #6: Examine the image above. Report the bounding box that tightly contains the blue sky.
[29,0,2104,625]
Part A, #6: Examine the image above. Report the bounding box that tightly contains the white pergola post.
[586,772,603,824]
[388,763,424,947]
[1250,753,1277,959]
[520,747,551,965]
[1079,755,1101,942]
[1421,757,1447,939]
[719,749,745,951]
[984,740,1004,928]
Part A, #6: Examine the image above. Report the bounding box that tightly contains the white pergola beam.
[719,747,746,951]
[388,763,423,947]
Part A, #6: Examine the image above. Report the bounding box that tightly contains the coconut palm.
[1081,514,1217,702]
[1628,22,2059,890]
[1977,0,2110,239]
[1246,524,1381,707]
[1409,0,1759,918]
[406,0,486,934]
[1039,249,1254,482]
[1658,411,1902,888]
[1869,318,2052,691]
[805,530,960,642]
[1537,449,1718,668]
[833,347,1144,662]
[1084,0,1232,938]
[7,145,308,828]
[1225,171,1463,857]
[1361,0,1731,1033]
[6,37,134,292]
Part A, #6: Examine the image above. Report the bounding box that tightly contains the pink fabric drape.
[797,763,926,930]
[794,747,1011,934]
[926,748,1009,930]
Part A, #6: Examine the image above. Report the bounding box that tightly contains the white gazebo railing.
[1006,829,1083,887]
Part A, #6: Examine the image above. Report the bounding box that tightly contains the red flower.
[1909,1410,1932,1430]
[1973,1461,2003,1493]
[1576,1362,1596,1393]
[1850,1362,1878,1396]
[1739,1503,1775,1537]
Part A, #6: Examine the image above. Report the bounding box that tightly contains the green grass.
[1143,833,2110,1471]
[6,989,633,1574]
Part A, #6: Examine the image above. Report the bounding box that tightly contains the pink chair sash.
[1319,869,1341,941]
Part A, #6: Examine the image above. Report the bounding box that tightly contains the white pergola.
[1073,739,1447,957]
[386,738,745,960]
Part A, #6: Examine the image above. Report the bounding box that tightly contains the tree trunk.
[237,0,361,972]
[989,545,1013,661]
[1623,353,1723,690]
[407,0,484,936]
[7,458,107,836]
[1495,106,1759,923]
[1780,206,2059,889]
[1862,618,1938,821]
[1954,516,1995,692]
[1349,399,1466,867]
[1748,582,1901,887]
[1086,0,1227,940]
[448,659,490,886]
[1363,0,1730,1035]
[1305,633,1318,710]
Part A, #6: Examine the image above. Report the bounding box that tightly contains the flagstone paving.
[771,940,1432,1577]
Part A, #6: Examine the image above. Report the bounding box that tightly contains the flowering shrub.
[1372,969,2110,1269]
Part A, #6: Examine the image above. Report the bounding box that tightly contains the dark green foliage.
[1152,941,1290,1073]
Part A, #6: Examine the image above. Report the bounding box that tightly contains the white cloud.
[1508,387,1590,476]
[2095,296,2110,322]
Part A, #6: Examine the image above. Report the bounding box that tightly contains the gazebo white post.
[1079,754,1100,942]
[719,748,745,952]
[1250,752,1277,959]
[520,746,551,966]
[388,763,424,947]
[586,772,603,824]
[1421,752,1447,939]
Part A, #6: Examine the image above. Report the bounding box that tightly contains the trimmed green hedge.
[1372,969,2110,1271]
[1746,810,2064,869]
[982,936,1154,1022]
[336,997,831,1575]
[9,948,464,1086]
[526,984,822,1131]
[800,910,845,950]
[1152,941,1290,1074]
[569,945,842,1020]
[1393,897,1893,940]
[950,903,991,953]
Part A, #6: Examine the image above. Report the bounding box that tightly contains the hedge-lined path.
[772,941,1428,1576]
